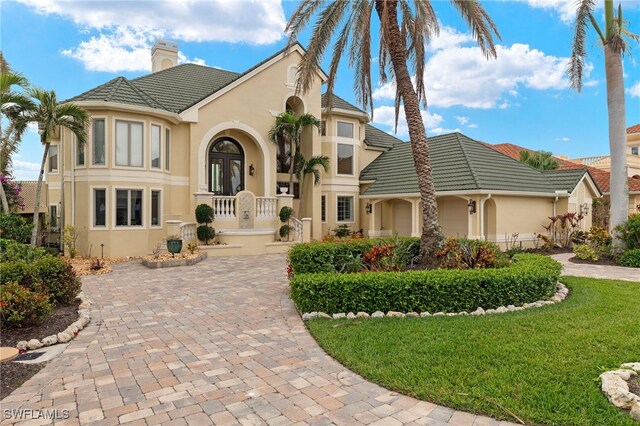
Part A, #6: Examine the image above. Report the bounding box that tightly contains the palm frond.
[286,1,327,46]
[449,0,501,59]
[568,0,596,92]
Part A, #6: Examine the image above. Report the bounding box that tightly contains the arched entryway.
[209,137,244,196]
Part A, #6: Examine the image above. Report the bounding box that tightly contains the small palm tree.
[286,0,500,267]
[268,111,321,192]
[568,0,638,237]
[12,89,89,246]
[519,150,560,171]
[295,154,330,216]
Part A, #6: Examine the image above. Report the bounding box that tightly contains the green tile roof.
[364,124,403,149]
[321,93,367,114]
[542,169,590,192]
[360,132,589,196]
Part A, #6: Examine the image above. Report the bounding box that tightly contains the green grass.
[306,277,640,426]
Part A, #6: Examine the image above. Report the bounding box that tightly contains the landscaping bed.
[0,362,45,400]
[141,251,207,269]
[306,276,640,426]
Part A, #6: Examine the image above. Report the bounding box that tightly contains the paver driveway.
[1,255,517,426]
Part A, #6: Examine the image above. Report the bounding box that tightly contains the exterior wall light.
[467,200,477,214]
[365,203,372,214]
[249,164,255,176]
[580,202,589,216]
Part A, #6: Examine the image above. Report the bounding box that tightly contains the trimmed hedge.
[288,237,421,274]
[618,249,640,268]
[290,254,561,314]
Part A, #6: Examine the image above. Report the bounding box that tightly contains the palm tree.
[295,154,330,216]
[0,62,33,212]
[12,89,89,246]
[568,0,638,241]
[519,150,560,171]
[286,0,500,267]
[268,111,321,193]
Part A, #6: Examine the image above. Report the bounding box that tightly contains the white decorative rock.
[386,311,405,318]
[506,305,516,311]
[42,335,58,346]
[420,311,431,317]
[346,312,356,319]
[622,363,640,373]
[471,308,485,316]
[496,306,508,313]
[16,341,28,351]
[332,313,346,319]
[446,313,457,317]
[433,312,445,316]
[601,370,639,409]
[459,311,469,316]
[356,312,370,318]
[318,312,332,319]
[485,309,497,314]
[631,402,640,421]
[551,295,563,302]
[371,311,385,318]
[406,312,419,318]
[57,332,72,343]
[26,339,43,350]
[302,313,312,321]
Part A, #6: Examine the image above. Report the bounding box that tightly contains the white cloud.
[21,0,285,72]
[430,127,462,136]
[455,116,470,125]
[522,0,582,24]
[627,81,640,97]
[372,105,444,138]
[12,158,41,181]
[373,27,580,109]
[555,137,571,142]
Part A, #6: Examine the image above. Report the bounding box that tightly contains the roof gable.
[364,124,403,149]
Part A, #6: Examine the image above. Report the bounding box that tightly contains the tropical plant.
[614,214,640,250]
[568,0,638,245]
[11,89,89,246]
[295,154,329,216]
[286,0,500,267]
[62,224,80,258]
[268,111,321,193]
[195,203,215,245]
[519,150,559,170]
[279,206,294,241]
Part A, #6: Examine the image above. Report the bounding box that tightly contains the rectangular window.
[49,205,58,229]
[165,128,171,171]
[151,125,161,168]
[321,195,326,222]
[337,196,354,222]
[92,119,105,165]
[77,137,85,166]
[151,190,161,226]
[320,121,326,136]
[115,120,143,167]
[48,145,58,172]
[632,147,639,156]
[115,189,143,227]
[337,121,354,138]
[337,144,354,175]
[94,189,106,227]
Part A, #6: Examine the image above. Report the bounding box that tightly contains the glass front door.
[209,138,244,195]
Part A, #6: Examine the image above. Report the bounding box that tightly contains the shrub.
[197,225,215,244]
[279,206,293,223]
[573,244,598,261]
[0,257,81,305]
[195,204,214,224]
[435,238,504,269]
[333,224,352,238]
[618,249,640,268]
[615,214,640,250]
[0,282,53,327]
[279,224,292,239]
[586,226,613,258]
[0,238,48,263]
[62,225,80,258]
[0,213,33,243]
[290,254,561,314]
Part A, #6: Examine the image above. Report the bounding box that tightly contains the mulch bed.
[0,299,80,348]
[568,256,620,267]
[0,362,45,400]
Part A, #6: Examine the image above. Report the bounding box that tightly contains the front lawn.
[306,277,639,426]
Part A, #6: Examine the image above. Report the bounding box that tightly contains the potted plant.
[166,234,182,257]
[195,204,215,245]
[279,206,294,242]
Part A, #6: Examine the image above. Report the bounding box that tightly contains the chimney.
[151,39,178,73]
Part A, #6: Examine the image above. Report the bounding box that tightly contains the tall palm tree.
[268,111,321,193]
[286,0,500,267]
[295,154,330,216]
[12,89,89,246]
[519,150,560,171]
[568,0,638,242]
[0,66,33,212]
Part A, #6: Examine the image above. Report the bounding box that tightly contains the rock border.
[302,282,569,321]
[600,363,640,421]
[15,292,92,352]
[141,251,207,269]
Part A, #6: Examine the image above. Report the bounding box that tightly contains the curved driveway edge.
[551,253,640,281]
[1,255,518,426]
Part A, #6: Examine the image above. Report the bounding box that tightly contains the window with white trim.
[115,189,143,227]
[48,145,58,172]
[320,121,326,136]
[151,190,161,226]
[49,204,58,229]
[165,128,171,171]
[151,125,161,169]
[115,120,143,167]
[337,196,354,222]
[632,147,639,156]
[337,121,354,138]
[337,144,354,175]
[94,189,106,227]
[92,119,105,165]
[76,136,85,166]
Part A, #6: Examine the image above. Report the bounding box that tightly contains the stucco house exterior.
[44,41,601,257]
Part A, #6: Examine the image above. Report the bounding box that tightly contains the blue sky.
[2,0,639,180]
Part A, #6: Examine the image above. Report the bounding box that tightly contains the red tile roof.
[483,142,640,194]
[628,124,640,134]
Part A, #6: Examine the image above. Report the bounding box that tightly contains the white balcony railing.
[212,196,236,219]
[576,155,609,166]
[256,197,278,219]
[291,217,303,242]
[179,222,197,242]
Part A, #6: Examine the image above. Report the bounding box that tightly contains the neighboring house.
[569,124,640,178]
[45,40,601,257]
[487,142,640,216]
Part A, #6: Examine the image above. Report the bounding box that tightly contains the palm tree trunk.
[375,0,442,267]
[604,43,628,247]
[30,142,49,246]
[298,174,306,217]
[0,180,9,212]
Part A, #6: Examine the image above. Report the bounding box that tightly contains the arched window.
[209,138,244,195]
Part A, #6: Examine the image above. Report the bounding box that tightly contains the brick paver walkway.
[1,255,518,426]
[551,253,640,281]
